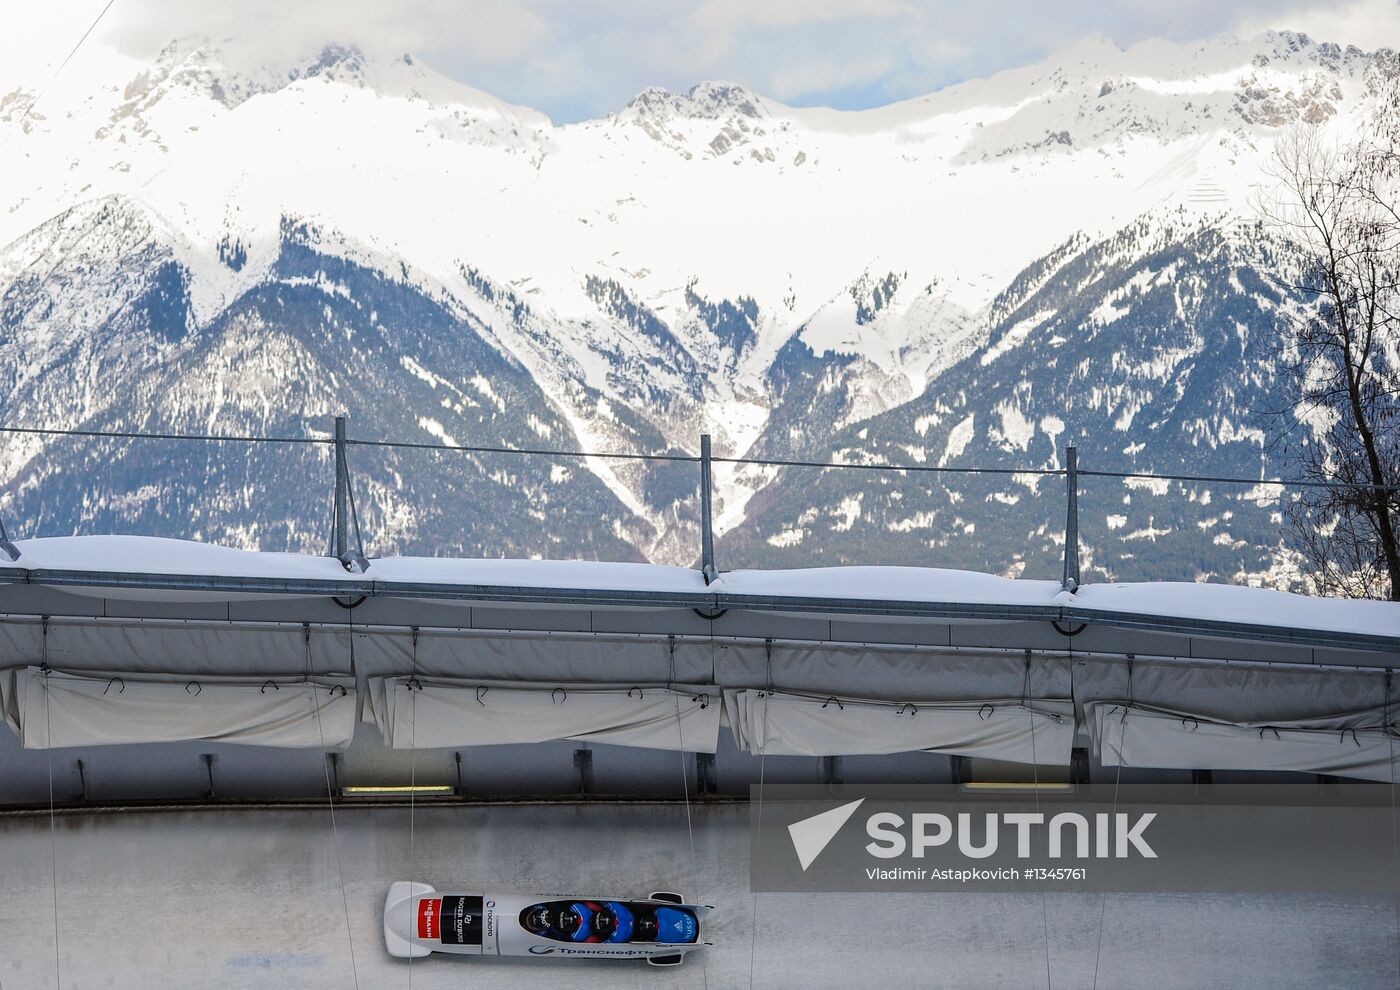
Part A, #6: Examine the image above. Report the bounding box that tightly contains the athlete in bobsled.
[520,899,700,945]
[385,882,711,966]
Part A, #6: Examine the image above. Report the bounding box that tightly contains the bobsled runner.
[384,881,712,966]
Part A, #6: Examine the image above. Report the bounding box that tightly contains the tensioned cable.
[346,458,366,559]
[4,423,1397,492]
[1387,671,1399,987]
[349,436,696,464]
[16,0,119,128]
[407,627,419,990]
[747,639,773,990]
[713,455,1053,477]
[1079,469,1400,493]
[668,638,709,990]
[306,625,360,990]
[361,441,1055,478]
[1090,658,1131,990]
[0,425,327,445]
[41,619,61,990]
[1026,652,1053,990]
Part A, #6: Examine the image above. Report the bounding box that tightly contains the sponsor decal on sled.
[417,898,442,940]
[441,895,484,946]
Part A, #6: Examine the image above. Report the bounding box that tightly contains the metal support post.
[329,415,369,573]
[0,513,18,562]
[573,748,594,796]
[699,434,718,585]
[695,752,716,795]
[1062,445,1080,592]
[1070,746,1091,785]
[334,417,348,562]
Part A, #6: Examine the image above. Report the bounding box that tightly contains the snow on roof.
[711,566,1065,609]
[7,536,707,595]
[4,536,1397,643]
[1073,581,1400,641]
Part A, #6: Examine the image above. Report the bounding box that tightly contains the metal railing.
[0,418,1389,584]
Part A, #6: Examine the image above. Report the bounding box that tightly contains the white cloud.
[1238,0,1400,50]
[102,0,549,65]
[764,51,901,102]
[4,0,1397,121]
[690,0,914,33]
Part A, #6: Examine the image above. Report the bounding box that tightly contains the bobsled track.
[3,521,1400,986]
[0,801,1396,990]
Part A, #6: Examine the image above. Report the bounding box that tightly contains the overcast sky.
[9,0,1400,121]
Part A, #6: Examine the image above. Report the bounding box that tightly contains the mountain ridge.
[0,27,1393,585]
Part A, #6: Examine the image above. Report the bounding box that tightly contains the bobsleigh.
[384,881,712,966]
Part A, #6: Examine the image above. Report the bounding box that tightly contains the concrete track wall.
[0,803,1394,989]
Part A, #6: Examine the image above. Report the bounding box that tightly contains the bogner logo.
[787,801,1158,870]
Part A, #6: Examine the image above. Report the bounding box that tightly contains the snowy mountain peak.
[298,43,369,81]
[1254,29,1367,66]
[123,38,373,110]
[621,81,767,122]
[610,81,777,159]
[106,36,551,131]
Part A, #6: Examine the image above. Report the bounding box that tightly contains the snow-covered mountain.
[0,29,1395,581]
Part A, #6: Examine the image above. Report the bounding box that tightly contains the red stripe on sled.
[418,898,442,939]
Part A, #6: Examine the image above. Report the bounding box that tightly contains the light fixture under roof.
[340,784,457,799]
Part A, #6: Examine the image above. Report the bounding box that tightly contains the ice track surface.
[0,803,1395,989]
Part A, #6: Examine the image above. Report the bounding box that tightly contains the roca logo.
[788,798,1158,870]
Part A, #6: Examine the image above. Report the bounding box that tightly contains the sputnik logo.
[787,798,865,871]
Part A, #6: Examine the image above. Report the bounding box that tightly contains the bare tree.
[1263,98,1400,599]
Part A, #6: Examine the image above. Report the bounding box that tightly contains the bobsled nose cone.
[384,881,436,959]
[388,898,412,936]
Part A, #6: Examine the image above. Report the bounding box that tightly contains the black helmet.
[556,907,582,935]
[524,906,553,933]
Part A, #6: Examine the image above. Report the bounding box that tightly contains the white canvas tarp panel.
[366,677,722,753]
[724,689,1075,762]
[0,622,716,686]
[713,644,1071,700]
[1072,657,1392,723]
[0,668,357,749]
[0,620,351,676]
[349,631,715,685]
[1086,702,1400,782]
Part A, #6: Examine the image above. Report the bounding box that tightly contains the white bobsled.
[384,881,712,966]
